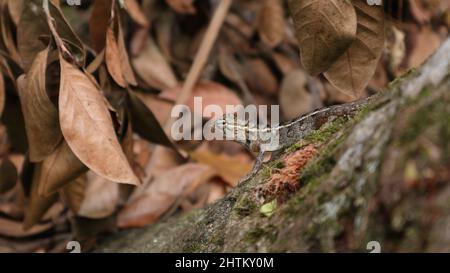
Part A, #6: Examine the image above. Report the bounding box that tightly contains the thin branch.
[163,0,233,132]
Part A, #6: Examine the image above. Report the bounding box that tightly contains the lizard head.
[213,112,250,146]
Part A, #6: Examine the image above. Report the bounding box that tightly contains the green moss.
[400,101,447,143]
[244,225,278,245]
[234,195,258,217]
[304,118,347,144]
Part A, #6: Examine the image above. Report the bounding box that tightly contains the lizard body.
[214,98,370,179]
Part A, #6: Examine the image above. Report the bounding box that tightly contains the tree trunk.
[96,39,450,253]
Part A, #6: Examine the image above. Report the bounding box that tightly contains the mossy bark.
[97,39,450,253]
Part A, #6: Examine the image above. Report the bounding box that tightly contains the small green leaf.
[260,200,277,217]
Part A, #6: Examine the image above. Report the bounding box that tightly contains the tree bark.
[96,39,450,253]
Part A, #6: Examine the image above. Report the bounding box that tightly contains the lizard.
[214,97,372,180]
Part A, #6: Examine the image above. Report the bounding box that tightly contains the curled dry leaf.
[0,217,53,238]
[190,151,252,187]
[166,0,197,14]
[124,0,149,27]
[288,0,357,75]
[119,163,217,228]
[7,0,24,26]
[106,26,127,87]
[0,157,18,194]
[160,81,242,118]
[128,91,177,149]
[117,18,138,86]
[279,69,313,120]
[132,37,178,90]
[37,141,87,197]
[24,166,58,230]
[77,172,120,219]
[58,56,140,186]
[135,92,173,124]
[17,0,85,72]
[407,26,442,70]
[258,0,285,48]
[324,0,385,97]
[61,175,86,214]
[105,13,138,88]
[89,0,111,52]
[17,47,62,162]
[243,58,278,96]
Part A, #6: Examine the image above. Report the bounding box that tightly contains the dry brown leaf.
[0,217,53,238]
[190,151,252,187]
[89,0,112,52]
[166,0,196,14]
[124,0,149,27]
[135,92,173,124]
[7,0,24,25]
[24,166,58,230]
[324,0,385,97]
[279,69,313,120]
[61,175,86,214]
[132,37,178,90]
[106,26,127,87]
[128,91,177,149]
[0,5,21,64]
[117,18,138,86]
[18,0,85,72]
[0,157,18,194]
[407,26,442,69]
[288,0,357,75]
[118,163,216,228]
[160,81,242,118]
[243,58,278,96]
[37,141,87,197]
[78,172,120,219]
[17,47,62,162]
[258,0,285,48]
[58,56,140,186]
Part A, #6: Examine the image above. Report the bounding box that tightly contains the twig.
[137,0,233,192]
[42,0,74,61]
[163,0,233,132]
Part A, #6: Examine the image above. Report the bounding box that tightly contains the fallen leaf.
[17,0,85,72]
[37,141,87,196]
[24,166,58,230]
[190,151,252,187]
[118,163,216,228]
[60,175,86,214]
[0,217,53,238]
[58,55,140,186]
[128,90,176,149]
[17,47,62,162]
[258,0,285,48]
[78,172,120,219]
[288,0,357,75]
[124,0,149,27]
[106,26,127,87]
[89,0,111,52]
[132,37,178,90]
[279,69,313,120]
[160,81,242,118]
[324,0,385,97]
